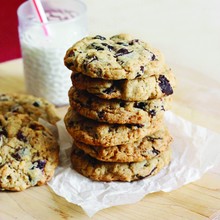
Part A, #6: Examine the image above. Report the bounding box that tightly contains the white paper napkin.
[48,111,220,217]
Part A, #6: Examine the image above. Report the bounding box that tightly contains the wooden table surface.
[0,59,220,220]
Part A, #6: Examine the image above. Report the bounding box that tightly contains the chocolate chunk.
[83,56,98,70]
[134,102,147,110]
[90,43,104,51]
[114,48,133,58]
[87,55,98,63]
[119,101,126,107]
[144,48,157,61]
[136,124,144,128]
[129,39,140,45]
[33,101,40,107]
[135,174,145,180]
[12,152,21,161]
[35,160,46,170]
[93,35,106,40]
[98,110,105,119]
[151,54,156,61]
[147,136,162,142]
[103,86,116,95]
[152,147,160,155]
[158,75,173,95]
[125,124,132,129]
[135,73,141,78]
[0,127,7,137]
[17,131,27,142]
[108,125,118,132]
[29,123,43,130]
[135,66,144,78]
[116,42,129,46]
[161,105,165,111]
[145,167,157,177]
[101,43,114,51]
[149,109,156,117]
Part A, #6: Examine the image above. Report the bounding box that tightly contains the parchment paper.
[47,111,220,217]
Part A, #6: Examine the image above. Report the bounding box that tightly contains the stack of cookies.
[0,94,59,191]
[64,34,175,182]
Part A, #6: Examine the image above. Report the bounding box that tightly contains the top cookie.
[64,34,164,80]
[0,93,59,125]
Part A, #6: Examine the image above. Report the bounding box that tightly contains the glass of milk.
[17,0,87,106]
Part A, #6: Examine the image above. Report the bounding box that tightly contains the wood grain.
[0,59,220,220]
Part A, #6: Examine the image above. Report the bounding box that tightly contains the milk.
[20,24,86,106]
[18,0,87,106]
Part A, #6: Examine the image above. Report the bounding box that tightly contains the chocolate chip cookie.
[71,67,175,101]
[74,127,172,162]
[0,93,59,124]
[64,108,162,147]
[0,113,59,191]
[69,86,171,124]
[64,34,165,80]
[71,144,171,182]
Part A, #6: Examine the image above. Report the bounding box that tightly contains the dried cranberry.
[68,50,75,57]
[158,75,173,95]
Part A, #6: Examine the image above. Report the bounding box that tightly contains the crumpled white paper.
[48,111,220,217]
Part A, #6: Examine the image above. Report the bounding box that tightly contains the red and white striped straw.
[31,0,49,36]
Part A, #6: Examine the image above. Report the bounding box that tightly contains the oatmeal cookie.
[0,93,59,124]
[74,127,172,162]
[71,144,171,182]
[64,34,164,80]
[0,113,59,191]
[68,86,170,124]
[71,67,175,101]
[64,108,162,147]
